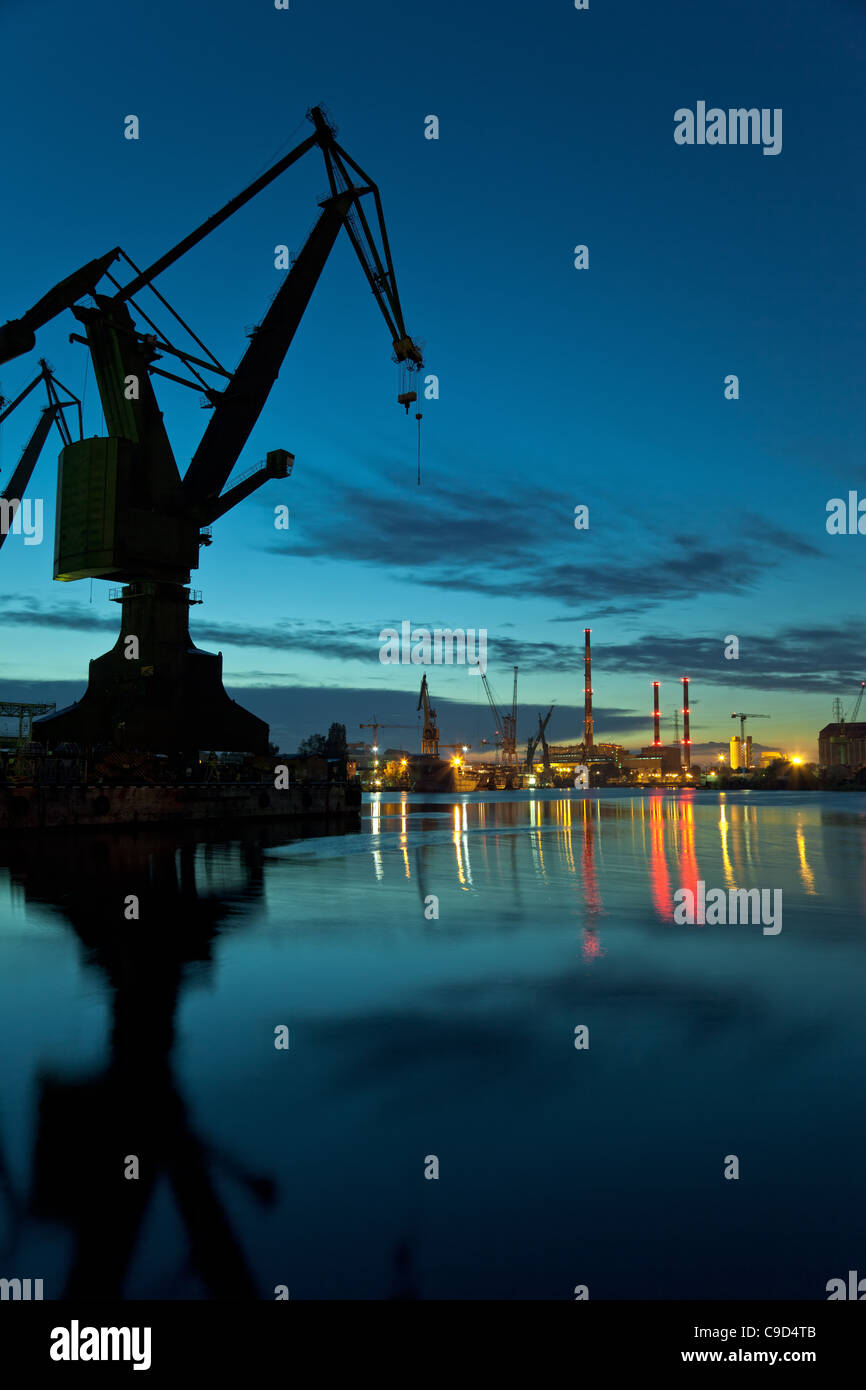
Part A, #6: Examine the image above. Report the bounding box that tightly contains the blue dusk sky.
[1,0,864,757]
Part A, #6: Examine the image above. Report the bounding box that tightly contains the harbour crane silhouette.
[0,106,422,757]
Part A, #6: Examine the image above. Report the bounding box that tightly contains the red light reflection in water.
[678,795,699,901]
[579,801,606,958]
[648,793,672,920]
[582,927,605,960]
[580,802,602,917]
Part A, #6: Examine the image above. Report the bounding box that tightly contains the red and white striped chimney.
[584,628,594,748]
[681,678,691,770]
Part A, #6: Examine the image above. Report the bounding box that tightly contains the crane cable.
[416,409,422,486]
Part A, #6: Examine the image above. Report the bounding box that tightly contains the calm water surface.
[1,789,864,1299]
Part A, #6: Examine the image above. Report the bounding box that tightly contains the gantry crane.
[0,106,422,756]
[477,665,518,766]
[0,701,56,752]
[417,674,439,756]
[731,712,770,769]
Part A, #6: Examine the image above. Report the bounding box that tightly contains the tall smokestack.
[584,628,594,748]
[681,678,691,771]
[652,682,661,747]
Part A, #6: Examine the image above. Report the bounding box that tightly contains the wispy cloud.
[4,594,855,701]
[266,478,822,614]
[594,627,864,695]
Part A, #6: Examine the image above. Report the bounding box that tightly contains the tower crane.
[731,712,770,770]
[0,106,422,757]
[476,665,519,767]
[731,712,770,742]
[417,674,439,756]
[359,721,416,751]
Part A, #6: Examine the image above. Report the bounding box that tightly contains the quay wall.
[0,780,360,831]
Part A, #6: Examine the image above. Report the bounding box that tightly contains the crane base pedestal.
[34,582,269,758]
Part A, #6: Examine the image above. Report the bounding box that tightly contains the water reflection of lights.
[369,794,384,879]
[719,800,735,889]
[452,804,472,888]
[648,793,672,920]
[742,802,757,869]
[796,822,816,895]
[559,796,575,873]
[678,797,699,899]
[579,800,602,919]
[361,793,752,932]
[400,796,410,878]
[528,799,547,879]
[582,927,606,961]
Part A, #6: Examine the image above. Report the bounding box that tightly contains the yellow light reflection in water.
[461,801,473,885]
[528,799,547,879]
[719,799,735,890]
[400,795,410,878]
[796,822,816,895]
[743,802,755,869]
[729,803,746,882]
[559,796,575,873]
[452,804,469,889]
[370,793,383,880]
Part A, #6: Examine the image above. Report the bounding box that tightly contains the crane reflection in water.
[0,790,843,1301]
[0,826,287,1298]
